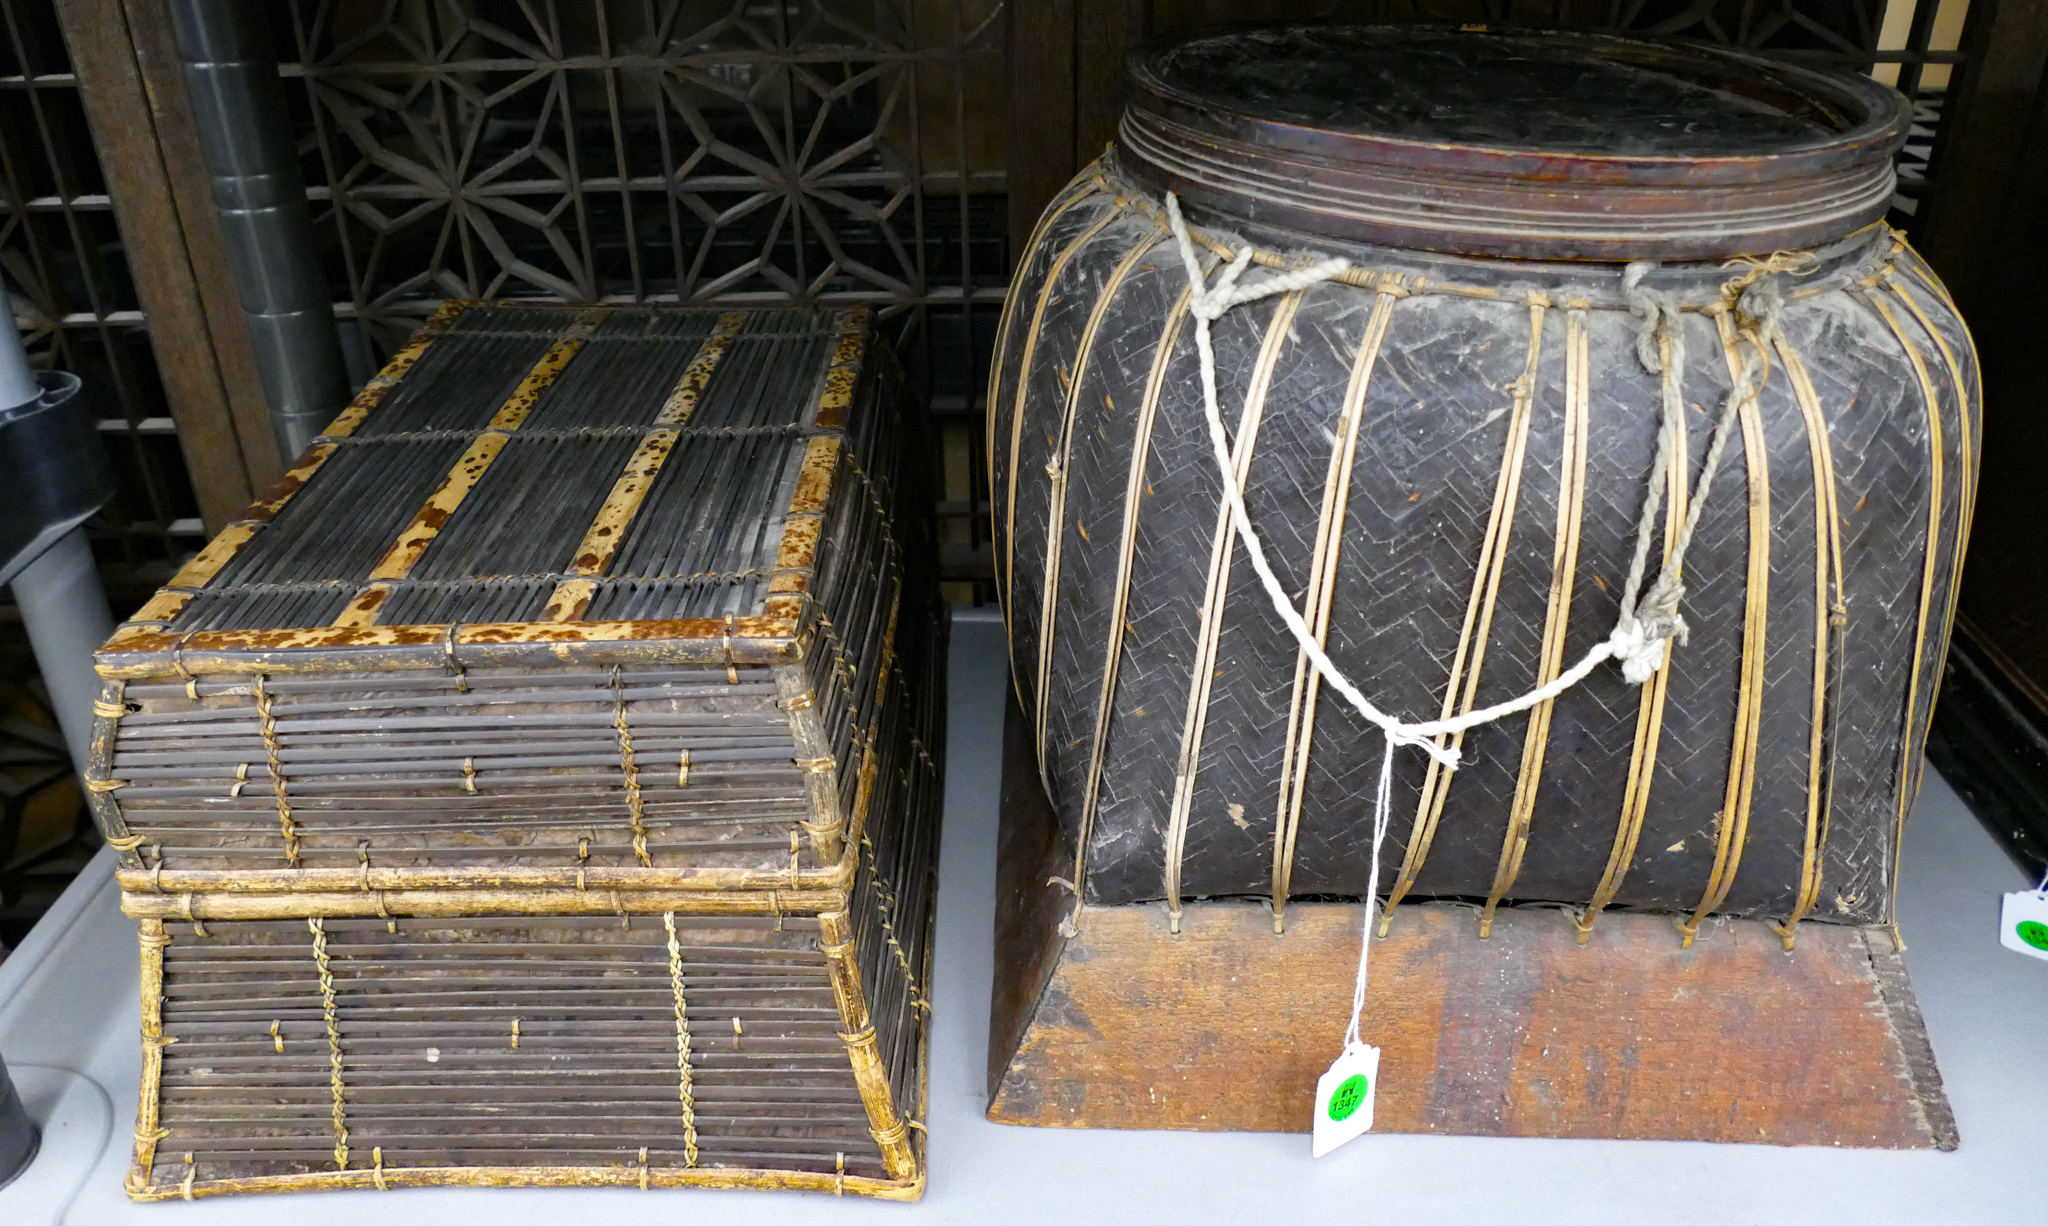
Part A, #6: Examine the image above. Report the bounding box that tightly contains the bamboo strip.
[1678,313,1775,944]
[95,601,811,679]
[1769,324,1847,947]
[1270,274,1402,930]
[129,919,171,1194]
[1577,322,1691,941]
[120,887,848,921]
[1031,233,1164,783]
[817,909,916,1181]
[124,1163,922,1202]
[1860,283,1949,938]
[777,663,843,865]
[812,306,872,432]
[87,676,142,866]
[539,312,752,620]
[115,856,857,896]
[339,313,606,622]
[1163,288,1306,931]
[1479,302,1593,937]
[1381,292,1548,930]
[318,301,471,441]
[147,302,474,616]
[1000,203,1126,708]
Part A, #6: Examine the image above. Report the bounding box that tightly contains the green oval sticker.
[1327,1073,1370,1122]
[2018,920,2048,951]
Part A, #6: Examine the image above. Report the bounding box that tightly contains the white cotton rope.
[1160,192,1785,1051]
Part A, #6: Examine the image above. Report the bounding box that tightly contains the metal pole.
[13,527,114,775]
[0,269,113,779]
[169,0,350,463]
[0,1051,35,1189]
[0,236,112,1201]
[0,273,33,407]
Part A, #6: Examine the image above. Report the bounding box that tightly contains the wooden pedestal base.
[988,701,1956,1148]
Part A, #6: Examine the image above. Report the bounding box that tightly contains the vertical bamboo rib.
[1479,304,1592,938]
[1884,274,1976,621]
[777,662,844,867]
[986,182,1105,615]
[1880,270,1977,937]
[1162,290,1305,932]
[1034,233,1163,792]
[1859,283,1946,934]
[818,910,916,1181]
[1679,314,1774,945]
[87,677,142,865]
[127,919,171,1195]
[1001,204,1124,719]
[1270,277,1402,932]
[1068,268,1204,925]
[1579,324,1690,941]
[1878,272,1974,723]
[1381,293,1548,932]
[1770,328,1846,947]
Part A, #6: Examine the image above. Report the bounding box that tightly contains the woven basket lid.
[1118,24,1911,261]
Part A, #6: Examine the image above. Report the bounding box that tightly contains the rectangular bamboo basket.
[82,302,945,1198]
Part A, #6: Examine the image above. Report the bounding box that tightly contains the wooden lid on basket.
[1117,24,1910,261]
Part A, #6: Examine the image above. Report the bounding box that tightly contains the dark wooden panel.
[119,0,282,490]
[1925,621,2048,880]
[987,689,1078,1097]
[1006,0,1078,265]
[55,0,257,529]
[1916,0,2048,303]
[1075,0,1147,170]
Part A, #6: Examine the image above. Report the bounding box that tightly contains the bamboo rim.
[118,887,847,920]
[124,1158,923,1202]
[96,600,812,680]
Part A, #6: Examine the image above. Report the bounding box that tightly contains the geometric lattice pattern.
[280,0,1008,349]
[0,0,206,577]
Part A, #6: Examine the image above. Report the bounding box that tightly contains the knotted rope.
[1161,192,1789,1054]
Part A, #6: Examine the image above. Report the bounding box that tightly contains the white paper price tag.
[2000,889,2048,962]
[1311,1043,1380,1158]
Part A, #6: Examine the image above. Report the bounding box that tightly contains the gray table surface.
[1,609,2042,1224]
